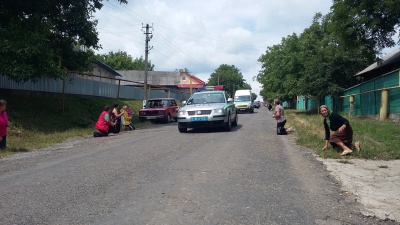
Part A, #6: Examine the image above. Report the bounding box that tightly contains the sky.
[93,0,335,101]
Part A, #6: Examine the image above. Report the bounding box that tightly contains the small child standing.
[0,99,10,150]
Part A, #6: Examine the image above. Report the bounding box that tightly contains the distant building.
[116,70,205,94]
[177,72,206,94]
[71,61,122,84]
[355,48,400,82]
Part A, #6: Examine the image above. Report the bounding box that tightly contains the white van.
[234,89,254,113]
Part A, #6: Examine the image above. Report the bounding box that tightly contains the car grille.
[143,111,162,115]
[188,110,212,116]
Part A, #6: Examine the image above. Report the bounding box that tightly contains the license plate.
[147,116,157,119]
[191,116,208,121]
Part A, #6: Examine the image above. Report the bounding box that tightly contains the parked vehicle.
[252,101,261,109]
[234,89,254,113]
[177,89,238,132]
[139,98,178,123]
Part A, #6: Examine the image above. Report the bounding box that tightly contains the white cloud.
[94,0,333,100]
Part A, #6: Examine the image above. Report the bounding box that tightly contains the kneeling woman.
[93,105,117,137]
[320,105,360,156]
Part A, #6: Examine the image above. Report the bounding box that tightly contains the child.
[0,99,10,149]
[121,106,135,130]
[126,106,134,117]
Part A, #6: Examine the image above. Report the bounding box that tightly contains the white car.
[177,90,238,132]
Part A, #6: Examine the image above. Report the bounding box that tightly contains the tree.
[257,13,375,101]
[175,68,191,73]
[207,64,250,97]
[257,34,302,102]
[95,51,154,70]
[251,93,257,101]
[331,0,400,51]
[0,0,127,82]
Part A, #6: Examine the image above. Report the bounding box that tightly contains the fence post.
[349,95,354,116]
[148,86,151,99]
[116,79,121,102]
[380,89,388,121]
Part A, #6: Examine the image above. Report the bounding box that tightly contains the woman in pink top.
[0,99,10,149]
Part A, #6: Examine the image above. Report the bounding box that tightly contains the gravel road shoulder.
[317,157,400,222]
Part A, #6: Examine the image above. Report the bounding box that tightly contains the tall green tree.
[207,64,250,97]
[257,33,302,102]
[95,51,154,71]
[331,0,400,51]
[0,0,127,82]
[257,13,375,101]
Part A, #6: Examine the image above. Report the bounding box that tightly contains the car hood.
[180,103,230,111]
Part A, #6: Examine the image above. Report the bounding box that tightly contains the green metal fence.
[340,69,400,115]
[297,69,399,116]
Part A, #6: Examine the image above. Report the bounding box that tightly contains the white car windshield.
[234,96,250,102]
[187,93,225,104]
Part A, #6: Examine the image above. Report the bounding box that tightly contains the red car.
[139,98,179,123]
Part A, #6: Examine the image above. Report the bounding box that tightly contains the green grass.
[0,91,147,158]
[285,109,400,160]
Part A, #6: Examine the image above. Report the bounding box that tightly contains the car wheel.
[225,115,231,131]
[178,126,187,133]
[165,114,171,124]
[232,112,238,126]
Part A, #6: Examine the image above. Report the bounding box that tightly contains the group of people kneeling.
[272,99,360,156]
[93,103,135,138]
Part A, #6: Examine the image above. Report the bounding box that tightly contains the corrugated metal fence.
[340,69,400,115]
[295,69,399,116]
[0,74,192,102]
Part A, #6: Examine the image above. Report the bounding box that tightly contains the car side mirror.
[227,98,233,102]
[182,101,187,105]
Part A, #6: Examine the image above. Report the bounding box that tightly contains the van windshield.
[234,96,250,102]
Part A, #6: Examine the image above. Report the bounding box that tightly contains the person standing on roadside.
[320,105,360,156]
[93,105,117,137]
[0,99,10,149]
[272,99,293,135]
[111,102,123,133]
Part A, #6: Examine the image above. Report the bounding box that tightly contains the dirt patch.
[317,157,400,221]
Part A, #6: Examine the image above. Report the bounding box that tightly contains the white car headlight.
[179,110,186,115]
[215,108,225,113]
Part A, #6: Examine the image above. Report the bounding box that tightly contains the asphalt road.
[0,107,397,225]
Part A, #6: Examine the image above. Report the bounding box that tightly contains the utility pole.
[142,23,153,101]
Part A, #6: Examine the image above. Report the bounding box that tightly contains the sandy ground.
[317,158,400,222]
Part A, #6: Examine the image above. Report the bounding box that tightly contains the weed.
[338,160,354,164]
[378,165,389,168]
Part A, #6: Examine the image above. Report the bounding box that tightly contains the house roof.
[116,70,180,86]
[94,61,122,77]
[177,72,205,88]
[182,72,205,84]
[356,48,400,76]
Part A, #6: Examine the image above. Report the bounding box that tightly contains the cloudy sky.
[93,0,334,100]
